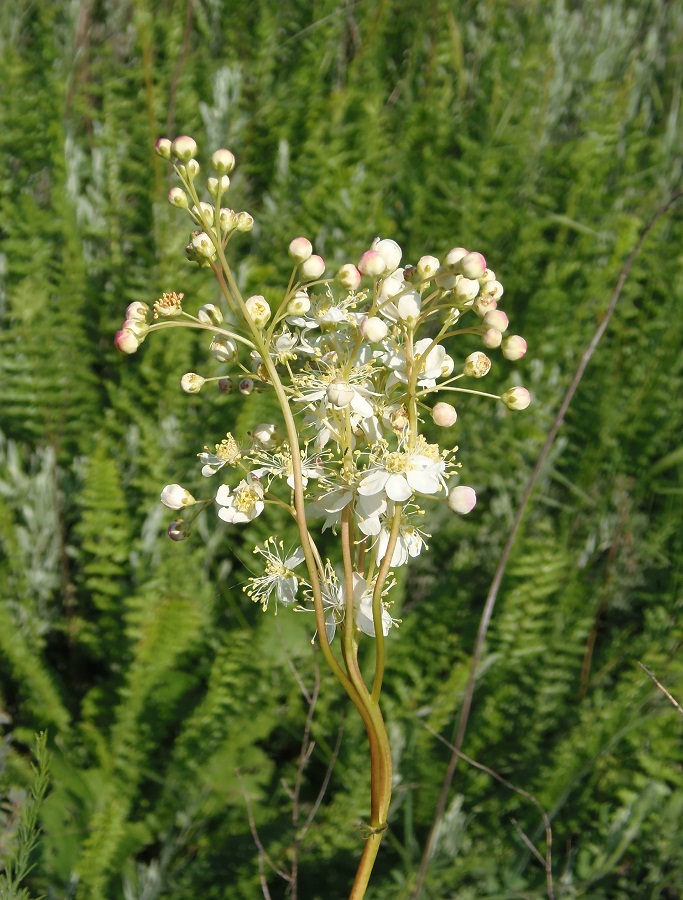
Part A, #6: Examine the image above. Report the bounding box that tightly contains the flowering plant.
[116,135,530,897]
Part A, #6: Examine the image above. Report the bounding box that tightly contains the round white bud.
[482,328,502,349]
[125,302,149,323]
[160,484,196,510]
[417,255,440,278]
[197,304,224,325]
[207,175,230,197]
[441,354,455,377]
[397,291,421,323]
[472,294,498,317]
[245,295,271,327]
[114,328,140,354]
[483,310,509,332]
[358,250,386,277]
[191,231,216,258]
[155,138,172,159]
[434,266,458,290]
[336,264,362,291]
[454,277,480,302]
[287,290,311,315]
[210,336,238,363]
[501,335,528,361]
[483,280,504,301]
[464,352,492,378]
[211,148,236,174]
[448,485,477,515]
[181,373,205,393]
[171,135,197,162]
[460,251,487,280]
[300,255,325,279]
[479,268,496,285]
[288,237,313,262]
[326,379,355,408]
[432,402,457,427]
[361,316,388,342]
[218,208,237,231]
[191,202,214,226]
[168,187,188,208]
[372,238,402,273]
[444,247,469,268]
[501,387,531,410]
[235,211,254,232]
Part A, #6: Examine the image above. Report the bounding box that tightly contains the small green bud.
[155,138,172,159]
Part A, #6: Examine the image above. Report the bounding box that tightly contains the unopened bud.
[326,379,355,408]
[171,135,198,162]
[218,377,234,393]
[161,484,196,509]
[245,295,271,327]
[482,328,502,349]
[300,255,325,279]
[397,291,421,323]
[417,255,440,278]
[207,175,230,198]
[460,251,487,280]
[235,211,254,232]
[126,301,149,323]
[501,387,531,410]
[501,335,528,361]
[191,202,214,227]
[289,237,313,263]
[372,238,402,273]
[155,138,172,159]
[114,328,140,354]
[444,247,469,268]
[435,267,458,290]
[361,316,388,342]
[479,268,496,285]
[210,336,238,363]
[168,187,189,208]
[239,377,255,395]
[454,277,480,302]
[432,402,457,427]
[441,354,455,377]
[472,294,498,317]
[168,519,190,541]
[218,208,237,231]
[448,485,477,515]
[483,310,509,332]
[192,231,216,259]
[287,290,311,315]
[464,351,491,378]
[336,264,362,291]
[197,303,224,325]
[358,250,386,277]
[186,158,200,178]
[482,280,504,301]
[211,148,236,174]
[181,372,205,393]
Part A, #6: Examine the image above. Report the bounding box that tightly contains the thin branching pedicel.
[115,135,531,898]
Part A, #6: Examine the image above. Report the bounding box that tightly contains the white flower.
[358,442,447,503]
[374,503,430,567]
[160,484,196,509]
[245,295,271,327]
[312,486,387,536]
[246,539,306,609]
[352,574,395,637]
[198,433,241,476]
[318,569,394,641]
[252,448,326,489]
[215,475,264,523]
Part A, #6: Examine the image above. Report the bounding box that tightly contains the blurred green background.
[1,1,683,897]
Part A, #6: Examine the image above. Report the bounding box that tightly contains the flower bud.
[207,175,230,198]
[336,264,362,291]
[239,377,255,395]
[361,316,388,342]
[155,138,172,159]
[501,335,528,361]
[482,279,504,301]
[444,247,469,268]
[300,255,325,279]
[126,301,149,323]
[191,202,214,226]
[197,303,224,325]
[287,290,311,315]
[464,351,492,378]
[192,231,216,259]
[460,251,487,280]
[181,372,205,393]
[288,237,313,263]
[211,148,236,174]
[472,294,498,317]
[327,379,355,408]
[479,268,496,285]
[501,387,531,410]
[122,318,148,338]
[434,267,458,289]
[432,402,457,427]
[250,423,280,449]
[441,354,455,377]
[245,295,271,327]
[171,135,198,162]
[168,519,190,541]
[454,277,480,302]
[417,255,440,278]
[390,407,410,432]
[482,328,502,349]
[186,158,200,178]
[168,187,189,209]
[483,309,509,332]
[372,238,402,273]
[219,377,234,393]
[358,250,386,277]
[218,208,237,231]
[161,483,196,509]
[210,335,238,363]
[114,328,140,354]
[397,291,421,323]
[235,211,254,232]
[448,485,477,515]
[154,291,184,317]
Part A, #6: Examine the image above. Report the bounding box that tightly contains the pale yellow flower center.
[234,486,260,512]
[385,452,408,474]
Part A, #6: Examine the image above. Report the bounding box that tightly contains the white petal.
[215,484,232,504]
[386,474,413,502]
[406,469,441,494]
[277,576,298,605]
[285,547,306,568]
[358,469,390,496]
[350,391,374,419]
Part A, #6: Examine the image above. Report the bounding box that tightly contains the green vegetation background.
[1,0,682,897]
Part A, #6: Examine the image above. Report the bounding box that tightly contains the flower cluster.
[117,136,531,645]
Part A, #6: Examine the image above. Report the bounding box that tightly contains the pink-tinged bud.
[161,484,196,509]
[444,247,469,268]
[114,328,140,354]
[479,268,496,284]
[180,373,205,394]
[218,377,234,393]
[245,295,271,327]
[460,251,487,279]
[168,519,190,541]
[482,328,502,349]
[171,135,198,161]
[372,238,402,273]
[300,255,325,279]
[197,303,224,325]
[358,250,386,277]
[239,377,255,395]
[211,148,236,174]
[464,351,492,378]
[126,301,149,323]
[448,485,477,515]
[472,294,498,317]
[361,316,388,342]
[336,264,362,291]
[168,187,188,208]
[210,336,238,363]
[155,138,172,159]
[235,211,254,232]
[417,255,440,278]
[501,387,531,410]
[288,237,313,263]
[501,335,528,361]
[432,402,457,427]
[483,309,509,332]
[454,276,480,302]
